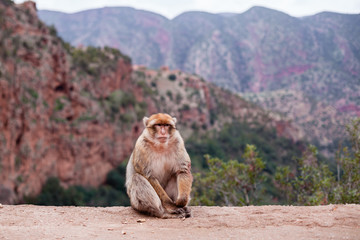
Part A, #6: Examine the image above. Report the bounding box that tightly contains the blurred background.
[1,0,359,207]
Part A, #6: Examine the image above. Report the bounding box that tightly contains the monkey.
[126,113,193,218]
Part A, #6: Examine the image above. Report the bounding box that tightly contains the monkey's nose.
[160,128,166,135]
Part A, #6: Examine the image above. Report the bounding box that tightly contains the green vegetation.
[71,46,131,78]
[26,163,130,206]
[101,89,147,124]
[166,90,173,100]
[186,121,303,171]
[274,119,360,205]
[135,80,154,96]
[54,97,65,111]
[274,145,335,205]
[175,93,183,104]
[0,0,14,7]
[27,87,38,99]
[180,104,190,111]
[15,155,21,169]
[192,145,265,206]
[186,120,305,205]
[190,119,360,205]
[48,25,58,37]
[108,90,136,108]
[168,74,177,81]
[27,119,360,207]
[75,114,96,123]
[102,90,134,121]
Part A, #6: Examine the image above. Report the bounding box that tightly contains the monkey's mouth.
[157,137,168,142]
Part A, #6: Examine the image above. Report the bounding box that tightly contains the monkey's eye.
[155,124,171,127]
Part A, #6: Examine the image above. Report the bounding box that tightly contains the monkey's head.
[143,113,177,144]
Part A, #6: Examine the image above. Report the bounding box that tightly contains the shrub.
[192,145,265,206]
[168,74,176,81]
[54,98,65,111]
[166,90,173,100]
[275,145,336,205]
[26,163,130,206]
[274,118,360,205]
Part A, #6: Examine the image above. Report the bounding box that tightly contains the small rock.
[0,203,3,208]
[137,219,146,223]
[122,230,126,235]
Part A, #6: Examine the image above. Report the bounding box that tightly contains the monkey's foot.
[170,206,191,218]
[183,206,192,218]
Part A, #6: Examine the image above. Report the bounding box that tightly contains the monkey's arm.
[146,176,178,210]
[175,153,193,207]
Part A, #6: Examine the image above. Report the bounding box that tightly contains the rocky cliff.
[0,1,301,204]
[0,1,136,203]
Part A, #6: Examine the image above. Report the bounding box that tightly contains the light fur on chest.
[148,151,178,186]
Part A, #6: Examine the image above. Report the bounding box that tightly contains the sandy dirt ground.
[0,204,359,239]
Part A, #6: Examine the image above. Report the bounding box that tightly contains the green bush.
[274,118,360,205]
[192,145,265,206]
[186,121,303,172]
[71,46,130,78]
[166,90,173,100]
[333,118,360,203]
[275,145,336,205]
[54,98,65,111]
[168,74,177,81]
[26,163,130,206]
[48,25,58,37]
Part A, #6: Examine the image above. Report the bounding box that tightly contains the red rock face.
[0,1,139,203]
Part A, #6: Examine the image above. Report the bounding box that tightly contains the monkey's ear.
[143,117,149,127]
[172,117,177,124]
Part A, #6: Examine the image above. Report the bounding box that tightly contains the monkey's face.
[153,124,172,143]
[143,113,177,144]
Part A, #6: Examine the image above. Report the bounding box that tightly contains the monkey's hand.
[162,198,175,207]
[175,195,189,207]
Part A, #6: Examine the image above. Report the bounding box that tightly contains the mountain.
[39,7,171,68]
[0,1,302,204]
[38,6,360,151]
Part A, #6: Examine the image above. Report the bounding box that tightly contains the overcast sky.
[14,0,360,19]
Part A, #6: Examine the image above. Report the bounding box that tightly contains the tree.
[275,145,336,205]
[192,144,265,206]
[333,118,360,203]
[275,118,360,205]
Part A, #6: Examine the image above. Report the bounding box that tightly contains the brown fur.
[126,113,193,218]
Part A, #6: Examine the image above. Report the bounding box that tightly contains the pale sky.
[14,0,360,19]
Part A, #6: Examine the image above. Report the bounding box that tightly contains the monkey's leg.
[129,173,185,218]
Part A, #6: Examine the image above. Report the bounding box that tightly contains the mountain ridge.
[38,5,360,153]
[38,5,358,20]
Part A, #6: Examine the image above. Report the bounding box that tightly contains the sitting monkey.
[126,113,192,218]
